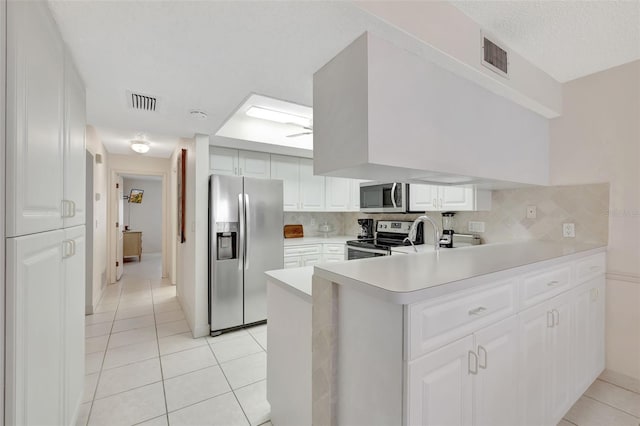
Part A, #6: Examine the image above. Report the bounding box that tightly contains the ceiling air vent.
[127,91,158,112]
[481,32,509,78]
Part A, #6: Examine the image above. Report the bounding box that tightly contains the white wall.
[172,135,210,338]
[355,1,562,118]
[0,0,6,417]
[550,60,640,380]
[85,125,109,312]
[107,154,171,283]
[123,177,162,253]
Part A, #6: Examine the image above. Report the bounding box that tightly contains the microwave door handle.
[391,183,397,208]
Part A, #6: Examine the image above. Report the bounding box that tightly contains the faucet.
[403,215,441,253]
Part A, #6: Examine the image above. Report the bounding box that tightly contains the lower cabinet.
[6,226,85,425]
[284,242,346,268]
[408,316,519,426]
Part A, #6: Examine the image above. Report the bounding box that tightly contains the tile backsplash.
[343,183,609,245]
[284,212,346,237]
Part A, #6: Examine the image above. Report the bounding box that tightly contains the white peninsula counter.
[311,240,607,426]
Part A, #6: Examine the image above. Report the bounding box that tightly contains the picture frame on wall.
[177,148,187,243]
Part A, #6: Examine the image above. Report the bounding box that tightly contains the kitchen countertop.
[284,236,352,246]
[314,240,607,304]
[265,266,314,303]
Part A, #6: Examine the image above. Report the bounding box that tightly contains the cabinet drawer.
[302,254,322,266]
[323,243,345,254]
[575,253,606,285]
[323,254,345,263]
[284,244,321,257]
[520,266,571,308]
[408,279,517,359]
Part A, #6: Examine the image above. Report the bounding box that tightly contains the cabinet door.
[6,230,65,426]
[323,254,345,263]
[409,184,438,212]
[302,254,322,266]
[6,1,65,236]
[284,257,302,269]
[473,316,519,426]
[63,54,86,228]
[325,177,351,211]
[572,281,593,395]
[548,292,573,424]
[238,150,271,178]
[349,180,364,211]
[271,155,300,211]
[407,335,473,426]
[210,147,239,176]
[518,303,550,426]
[592,278,606,379]
[298,158,325,211]
[63,226,85,424]
[439,186,474,211]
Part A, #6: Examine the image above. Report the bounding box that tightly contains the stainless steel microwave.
[359,182,408,213]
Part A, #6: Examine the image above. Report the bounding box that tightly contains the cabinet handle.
[439,198,443,209]
[432,198,437,208]
[61,200,70,218]
[478,345,488,369]
[70,200,76,217]
[547,311,554,328]
[468,306,487,316]
[62,240,73,258]
[547,280,560,287]
[552,309,560,326]
[468,350,478,375]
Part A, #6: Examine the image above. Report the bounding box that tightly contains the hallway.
[80,254,271,426]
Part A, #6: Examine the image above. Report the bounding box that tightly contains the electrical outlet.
[468,221,485,233]
[526,205,537,219]
[563,223,575,238]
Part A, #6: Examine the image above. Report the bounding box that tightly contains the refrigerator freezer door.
[210,175,244,332]
[243,177,284,324]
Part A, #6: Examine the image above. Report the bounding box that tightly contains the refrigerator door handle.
[238,193,244,271]
[245,194,250,270]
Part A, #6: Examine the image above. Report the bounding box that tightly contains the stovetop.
[346,237,416,250]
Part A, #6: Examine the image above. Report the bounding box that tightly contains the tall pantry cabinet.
[4,2,87,425]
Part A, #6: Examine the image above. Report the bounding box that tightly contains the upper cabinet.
[209,147,271,179]
[313,33,550,187]
[271,155,325,212]
[409,184,491,212]
[6,1,65,236]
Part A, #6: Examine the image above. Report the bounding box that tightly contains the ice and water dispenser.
[215,222,238,260]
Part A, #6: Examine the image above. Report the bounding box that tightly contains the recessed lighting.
[245,106,310,128]
[189,110,208,120]
[130,140,150,154]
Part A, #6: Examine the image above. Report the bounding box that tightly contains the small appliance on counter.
[357,218,374,239]
[439,212,456,248]
[346,220,424,260]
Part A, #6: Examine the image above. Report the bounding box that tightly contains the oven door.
[346,245,390,260]
[359,182,407,213]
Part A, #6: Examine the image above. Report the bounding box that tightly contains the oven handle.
[347,245,391,256]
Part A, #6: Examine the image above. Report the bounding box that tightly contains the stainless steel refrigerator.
[209,174,283,334]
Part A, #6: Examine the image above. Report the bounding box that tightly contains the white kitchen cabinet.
[6,1,65,237]
[408,335,473,426]
[350,180,363,210]
[284,258,302,269]
[409,184,491,212]
[271,155,301,211]
[5,227,86,426]
[209,147,271,179]
[298,158,325,211]
[325,177,351,211]
[63,53,87,228]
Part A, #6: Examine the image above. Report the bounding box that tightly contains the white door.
[6,230,65,426]
[325,177,351,211]
[63,226,85,424]
[473,316,519,426]
[518,302,550,426]
[549,292,573,424]
[271,155,300,211]
[6,1,64,237]
[239,150,271,178]
[407,335,474,426]
[440,186,474,211]
[63,53,86,228]
[409,184,439,212]
[210,146,238,175]
[298,158,325,211]
[116,176,124,280]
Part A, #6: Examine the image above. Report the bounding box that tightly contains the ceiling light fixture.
[130,140,150,154]
[245,106,311,128]
[189,110,208,120]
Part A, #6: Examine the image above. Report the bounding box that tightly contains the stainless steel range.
[346,220,424,260]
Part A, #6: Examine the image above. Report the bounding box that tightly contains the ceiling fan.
[287,125,313,138]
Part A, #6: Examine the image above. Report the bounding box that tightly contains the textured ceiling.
[452,0,640,82]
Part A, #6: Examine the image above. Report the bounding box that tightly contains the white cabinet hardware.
[477,345,488,369]
[468,306,487,316]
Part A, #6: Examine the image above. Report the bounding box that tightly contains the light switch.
[526,205,537,219]
[563,223,575,238]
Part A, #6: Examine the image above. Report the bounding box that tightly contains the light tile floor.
[559,369,640,426]
[78,254,271,426]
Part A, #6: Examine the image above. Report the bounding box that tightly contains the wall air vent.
[127,91,158,112]
[481,32,509,78]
